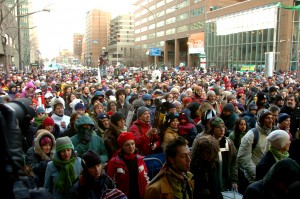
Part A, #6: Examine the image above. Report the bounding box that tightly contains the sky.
[32,0,135,59]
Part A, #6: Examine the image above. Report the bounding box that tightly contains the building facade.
[84,9,111,68]
[133,0,242,68]
[108,14,135,66]
[73,33,83,64]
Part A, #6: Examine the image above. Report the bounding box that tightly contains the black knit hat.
[110,111,125,125]
[223,103,235,114]
[256,91,267,101]
[82,150,101,168]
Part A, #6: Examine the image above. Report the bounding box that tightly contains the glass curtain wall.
[205,4,279,72]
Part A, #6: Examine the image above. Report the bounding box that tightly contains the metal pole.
[17,0,22,71]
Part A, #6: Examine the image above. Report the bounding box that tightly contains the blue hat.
[75,102,85,110]
[35,107,45,114]
[94,91,104,97]
[97,113,109,120]
[278,113,290,124]
[142,94,152,101]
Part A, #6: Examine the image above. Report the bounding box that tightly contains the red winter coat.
[106,153,149,198]
[130,120,160,155]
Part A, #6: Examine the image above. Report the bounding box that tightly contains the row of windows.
[135,22,203,41]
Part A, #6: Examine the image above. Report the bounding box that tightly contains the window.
[157,0,164,8]
[148,24,155,30]
[156,31,165,37]
[191,21,204,30]
[141,35,147,41]
[177,13,188,21]
[166,28,175,35]
[148,33,155,39]
[157,20,165,27]
[141,26,147,32]
[191,7,205,17]
[166,17,176,25]
[135,29,140,34]
[177,25,189,32]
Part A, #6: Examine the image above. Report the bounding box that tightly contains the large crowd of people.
[1,66,300,198]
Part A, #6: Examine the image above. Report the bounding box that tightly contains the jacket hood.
[34,129,56,160]
[263,158,300,187]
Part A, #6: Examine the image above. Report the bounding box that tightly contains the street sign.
[149,48,161,56]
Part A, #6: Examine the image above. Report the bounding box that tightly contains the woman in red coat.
[107,132,149,199]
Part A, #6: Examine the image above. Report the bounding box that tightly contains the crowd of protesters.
[1,66,300,198]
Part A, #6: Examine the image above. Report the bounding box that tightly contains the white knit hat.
[267,130,290,150]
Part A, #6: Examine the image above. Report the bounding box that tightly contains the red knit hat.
[182,97,192,104]
[40,136,53,146]
[117,132,135,147]
[43,117,55,127]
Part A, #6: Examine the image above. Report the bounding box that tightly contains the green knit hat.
[210,117,224,128]
[56,136,74,152]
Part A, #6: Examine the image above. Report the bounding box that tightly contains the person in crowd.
[74,101,87,117]
[144,137,193,199]
[191,135,222,199]
[229,117,248,150]
[44,92,54,114]
[26,129,56,187]
[220,102,239,136]
[70,115,109,163]
[268,105,280,128]
[126,98,145,128]
[70,150,118,199]
[161,113,180,149]
[256,130,291,180]
[96,113,110,138]
[44,136,82,199]
[191,86,206,104]
[238,109,274,185]
[59,112,80,138]
[115,88,131,118]
[36,116,61,139]
[255,91,270,112]
[107,132,149,199]
[21,81,36,98]
[80,86,92,109]
[64,93,78,116]
[103,112,127,158]
[107,100,117,116]
[60,85,73,104]
[130,106,160,155]
[280,94,300,138]
[178,112,197,147]
[206,117,238,191]
[241,103,258,129]
[202,90,222,115]
[50,96,70,132]
[277,113,291,134]
[274,94,285,108]
[33,107,47,127]
[89,102,104,129]
[244,158,300,199]
[186,101,201,126]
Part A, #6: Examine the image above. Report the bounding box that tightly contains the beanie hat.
[256,91,267,101]
[97,113,110,120]
[82,150,101,168]
[182,97,192,104]
[172,100,182,108]
[257,109,272,125]
[207,90,216,97]
[248,103,258,111]
[111,112,125,125]
[165,113,179,125]
[56,136,74,153]
[142,94,152,101]
[40,136,53,146]
[75,102,85,110]
[117,132,135,147]
[278,113,290,124]
[137,106,149,118]
[267,130,290,150]
[43,117,55,127]
[223,103,235,114]
[44,93,53,99]
[210,117,224,128]
[36,107,45,114]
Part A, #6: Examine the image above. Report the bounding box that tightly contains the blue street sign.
[150,48,161,56]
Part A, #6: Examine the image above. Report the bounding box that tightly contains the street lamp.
[16,0,50,71]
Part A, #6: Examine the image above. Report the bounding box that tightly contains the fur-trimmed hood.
[34,129,56,160]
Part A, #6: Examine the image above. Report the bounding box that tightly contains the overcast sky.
[32,0,135,58]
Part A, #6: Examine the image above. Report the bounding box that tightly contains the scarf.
[269,145,289,162]
[52,154,76,194]
[123,152,137,160]
[167,167,192,199]
[34,114,47,126]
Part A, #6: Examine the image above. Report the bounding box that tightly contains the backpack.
[251,128,259,151]
[101,188,127,199]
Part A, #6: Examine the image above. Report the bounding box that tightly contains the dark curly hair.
[232,117,248,149]
[190,135,220,172]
